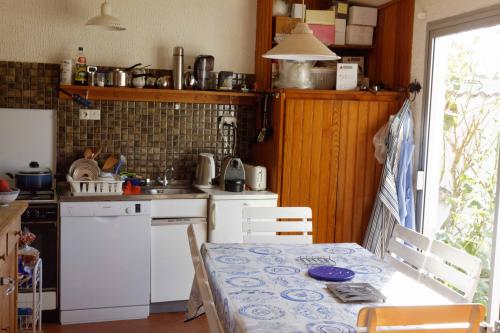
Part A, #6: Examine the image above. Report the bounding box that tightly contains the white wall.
[410,0,499,158]
[0,0,257,73]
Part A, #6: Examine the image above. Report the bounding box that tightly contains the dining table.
[186,242,453,333]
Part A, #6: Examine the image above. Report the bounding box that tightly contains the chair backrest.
[187,225,224,333]
[242,207,313,244]
[357,304,485,333]
[385,224,431,279]
[421,240,482,303]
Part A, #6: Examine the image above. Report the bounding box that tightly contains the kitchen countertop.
[197,187,278,200]
[0,201,28,233]
[57,184,209,202]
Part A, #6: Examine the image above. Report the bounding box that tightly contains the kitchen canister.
[60,59,73,85]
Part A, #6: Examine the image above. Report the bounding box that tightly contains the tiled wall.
[0,61,256,180]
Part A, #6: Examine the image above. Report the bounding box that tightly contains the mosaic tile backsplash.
[0,61,256,180]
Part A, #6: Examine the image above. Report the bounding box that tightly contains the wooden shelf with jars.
[58,85,260,106]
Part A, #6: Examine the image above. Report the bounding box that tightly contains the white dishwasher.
[60,201,151,324]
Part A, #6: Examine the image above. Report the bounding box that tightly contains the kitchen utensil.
[92,147,102,160]
[68,158,99,177]
[218,71,233,90]
[111,68,127,87]
[6,161,53,191]
[257,94,269,143]
[156,75,173,89]
[59,88,93,108]
[220,157,245,191]
[60,59,73,85]
[243,163,267,190]
[131,68,147,88]
[114,155,127,174]
[87,66,98,86]
[96,72,106,87]
[194,55,215,90]
[173,46,184,90]
[195,153,216,188]
[84,147,93,159]
[0,188,20,207]
[183,66,197,89]
[102,155,119,172]
[308,266,355,282]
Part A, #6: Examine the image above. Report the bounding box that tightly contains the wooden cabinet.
[252,90,403,243]
[0,201,27,333]
[255,0,415,90]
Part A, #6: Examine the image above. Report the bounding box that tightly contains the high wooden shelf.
[58,85,260,106]
[255,0,415,91]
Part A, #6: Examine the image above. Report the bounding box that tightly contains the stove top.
[17,190,56,202]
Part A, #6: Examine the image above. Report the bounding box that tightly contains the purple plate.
[308,266,355,282]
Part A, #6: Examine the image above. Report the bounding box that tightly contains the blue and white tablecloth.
[187,243,451,333]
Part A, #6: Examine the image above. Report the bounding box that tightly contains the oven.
[20,202,59,321]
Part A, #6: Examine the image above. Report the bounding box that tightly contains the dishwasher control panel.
[60,201,151,217]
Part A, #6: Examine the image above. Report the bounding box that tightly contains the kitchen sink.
[143,188,195,195]
[140,185,207,198]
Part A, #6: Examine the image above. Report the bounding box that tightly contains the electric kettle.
[195,153,216,188]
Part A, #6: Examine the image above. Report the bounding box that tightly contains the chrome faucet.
[157,166,175,187]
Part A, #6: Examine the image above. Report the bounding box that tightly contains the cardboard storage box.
[334,18,346,45]
[346,25,374,46]
[348,6,378,26]
[309,24,335,46]
[274,16,301,35]
[342,56,364,75]
[336,63,358,90]
[332,1,349,19]
[306,10,336,25]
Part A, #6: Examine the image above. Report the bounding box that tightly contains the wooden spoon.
[83,147,93,159]
[102,155,119,172]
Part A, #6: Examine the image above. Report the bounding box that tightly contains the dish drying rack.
[18,258,42,333]
[67,175,123,196]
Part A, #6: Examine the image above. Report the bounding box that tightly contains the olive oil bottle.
[73,47,87,85]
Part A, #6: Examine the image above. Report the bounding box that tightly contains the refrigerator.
[200,188,278,243]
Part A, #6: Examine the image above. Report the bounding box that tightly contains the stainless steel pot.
[107,63,143,87]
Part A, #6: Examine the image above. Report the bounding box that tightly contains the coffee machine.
[193,55,214,90]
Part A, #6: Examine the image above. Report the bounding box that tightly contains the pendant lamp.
[262,2,339,61]
[86,0,126,31]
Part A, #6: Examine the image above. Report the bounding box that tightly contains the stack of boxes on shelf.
[346,6,378,45]
[272,2,378,48]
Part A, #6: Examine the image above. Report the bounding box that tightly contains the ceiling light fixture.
[86,0,126,31]
[262,0,339,61]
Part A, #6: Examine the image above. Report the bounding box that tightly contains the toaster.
[243,164,267,191]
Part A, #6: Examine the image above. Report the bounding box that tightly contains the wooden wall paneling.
[368,0,415,90]
[255,0,274,89]
[335,100,402,243]
[281,98,341,243]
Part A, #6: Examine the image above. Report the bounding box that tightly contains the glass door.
[419,10,500,324]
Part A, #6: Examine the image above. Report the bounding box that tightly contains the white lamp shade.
[263,22,340,61]
[86,1,126,31]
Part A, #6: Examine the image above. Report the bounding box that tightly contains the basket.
[67,175,124,196]
[311,67,337,90]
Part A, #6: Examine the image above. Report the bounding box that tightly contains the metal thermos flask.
[173,46,184,90]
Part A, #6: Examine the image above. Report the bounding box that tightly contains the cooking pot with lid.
[6,161,53,191]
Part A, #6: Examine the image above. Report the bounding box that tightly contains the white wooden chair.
[384,224,431,279]
[357,304,485,333]
[421,239,482,303]
[242,207,313,244]
[187,224,224,333]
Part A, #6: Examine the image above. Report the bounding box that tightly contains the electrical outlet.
[79,109,101,120]
[220,116,237,127]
